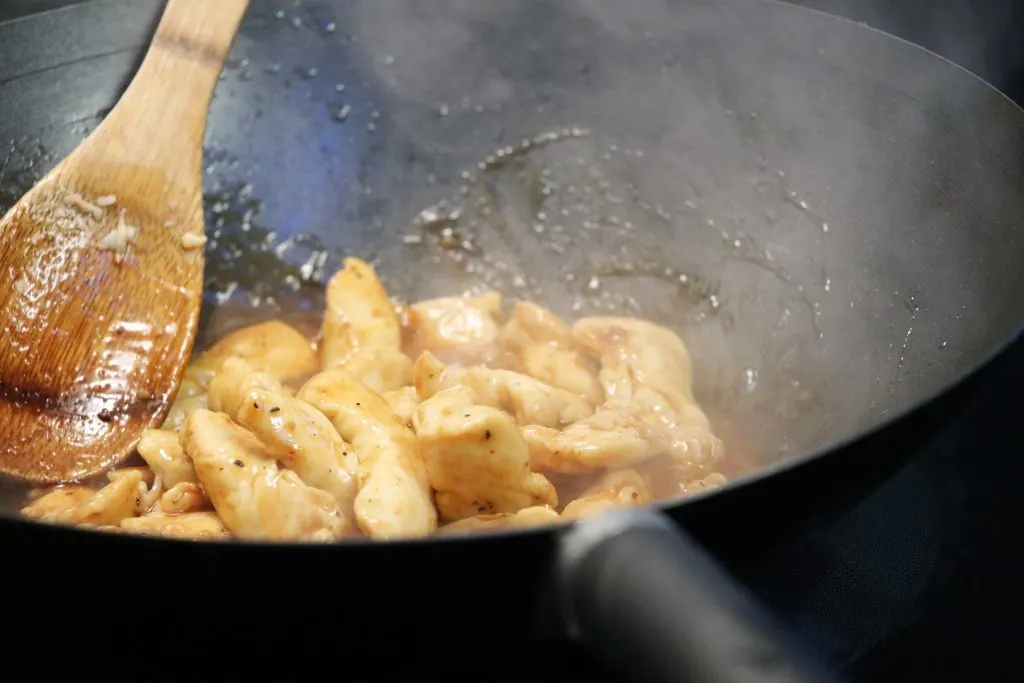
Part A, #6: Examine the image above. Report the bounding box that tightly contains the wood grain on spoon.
[0,0,249,483]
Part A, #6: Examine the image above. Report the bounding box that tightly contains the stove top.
[1,1,1022,681]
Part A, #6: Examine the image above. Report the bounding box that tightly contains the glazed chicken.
[22,260,728,541]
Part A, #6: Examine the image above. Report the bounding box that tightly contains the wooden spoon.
[0,0,249,483]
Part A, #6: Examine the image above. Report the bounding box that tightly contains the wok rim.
[1,0,1023,548]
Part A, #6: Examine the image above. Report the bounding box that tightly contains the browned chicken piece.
[438,505,561,535]
[158,482,207,514]
[561,469,652,520]
[212,359,359,525]
[22,469,146,526]
[414,385,557,522]
[383,386,420,428]
[21,486,95,522]
[403,292,503,364]
[207,356,285,413]
[501,301,604,405]
[182,409,346,541]
[298,370,437,539]
[161,320,315,431]
[320,258,413,392]
[121,512,228,540]
[189,320,318,388]
[137,429,197,487]
[413,351,593,428]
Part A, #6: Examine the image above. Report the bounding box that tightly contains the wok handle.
[555,508,841,683]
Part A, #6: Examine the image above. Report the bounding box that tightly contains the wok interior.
[2,0,1024,514]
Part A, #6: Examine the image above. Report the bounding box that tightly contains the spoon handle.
[78,0,249,170]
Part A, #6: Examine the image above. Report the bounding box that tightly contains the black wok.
[2,0,1023,679]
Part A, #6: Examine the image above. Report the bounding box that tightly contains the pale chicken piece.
[336,346,413,394]
[522,404,654,474]
[321,257,403,364]
[182,409,345,541]
[22,470,145,526]
[413,351,593,428]
[137,429,197,487]
[106,466,156,486]
[566,318,724,471]
[177,365,207,398]
[438,505,561,535]
[161,393,207,432]
[501,300,573,350]
[383,386,420,428]
[454,366,594,428]
[21,486,95,522]
[561,469,652,520]
[158,482,206,514]
[519,344,604,406]
[403,292,503,364]
[572,317,696,411]
[415,385,557,522]
[298,371,437,539]
[106,468,163,513]
[207,356,285,414]
[412,349,447,399]
[121,512,228,540]
[189,320,318,388]
[232,384,360,523]
[637,453,730,498]
[501,301,604,405]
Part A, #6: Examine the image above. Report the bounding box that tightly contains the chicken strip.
[438,505,561,535]
[403,292,503,364]
[501,301,603,405]
[21,486,95,522]
[189,320,318,388]
[137,429,197,487]
[522,405,654,474]
[207,356,285,414]
[414,385,557,522]
[320,258,412,392]
[182,410,345,541]
[573,317,696,411]
[238,386,360,516]
[383,386,420,428]
[561,469,652,520]
[21,470,146,527]
[413,351,592,428]
[121,512,228,540]
[158,482,207,514]
[525,318,724,474]
[297,370,437,539]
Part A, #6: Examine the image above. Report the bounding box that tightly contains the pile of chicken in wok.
[22,258,726,541]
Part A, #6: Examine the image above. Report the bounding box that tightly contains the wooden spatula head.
[0,0,249,484]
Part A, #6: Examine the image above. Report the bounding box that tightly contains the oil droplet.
[331,104,351,122]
